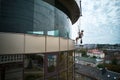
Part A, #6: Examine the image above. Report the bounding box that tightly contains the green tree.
[97,64,104,68]
[80,49,87,57]
[112,58,118,65]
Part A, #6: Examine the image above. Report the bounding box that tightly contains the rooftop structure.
[87,49,105,58]
[104,49,120,64]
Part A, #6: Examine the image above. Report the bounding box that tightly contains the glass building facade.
[0,52,75,80]
[0,0,80,80]
[0,0,71,38]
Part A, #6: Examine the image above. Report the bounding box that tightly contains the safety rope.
[77,0,83,44]
[78,0,82,32]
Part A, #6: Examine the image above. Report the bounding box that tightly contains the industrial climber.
[76,30,84,44]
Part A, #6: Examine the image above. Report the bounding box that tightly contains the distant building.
[104,49,120,64]
[83,44,97,49]
[87,49,105,58]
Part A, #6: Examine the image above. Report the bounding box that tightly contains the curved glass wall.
[0,0,72,38]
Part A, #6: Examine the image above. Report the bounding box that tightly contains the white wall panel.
[46,36,59,52]
[25,34,45,53]
[60,38,68,51]
[0,33,24,54]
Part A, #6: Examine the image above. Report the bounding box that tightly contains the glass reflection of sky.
[72,0,120,44]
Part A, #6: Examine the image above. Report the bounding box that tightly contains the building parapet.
[0,32,75,54]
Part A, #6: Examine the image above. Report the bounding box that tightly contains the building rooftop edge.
[43,0,80,24]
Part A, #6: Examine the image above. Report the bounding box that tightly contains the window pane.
[47,54,57,73]
[24,54,44,80]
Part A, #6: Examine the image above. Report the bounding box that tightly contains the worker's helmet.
[81,30,84,32]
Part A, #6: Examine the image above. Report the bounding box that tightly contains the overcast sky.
[71,0,120,44]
